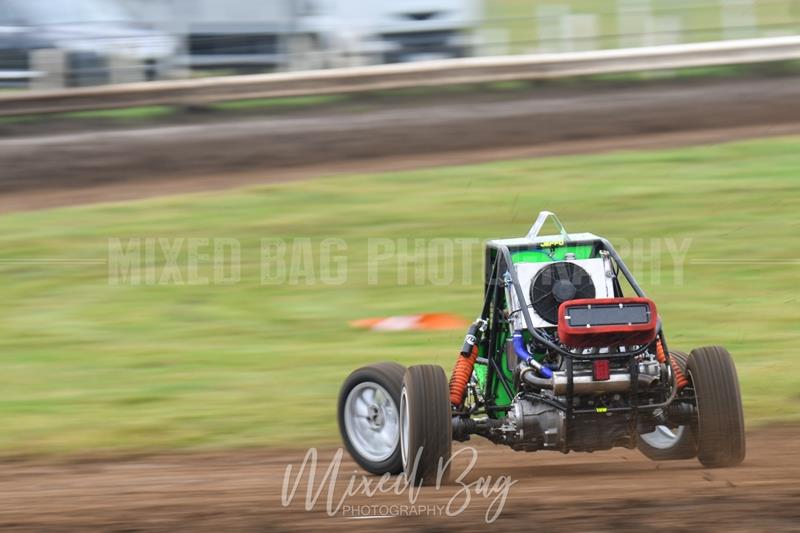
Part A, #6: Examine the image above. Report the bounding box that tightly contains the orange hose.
[656,338,688,390]
[449,345,478,406]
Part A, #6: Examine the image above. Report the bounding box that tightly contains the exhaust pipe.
[520,366,657,395]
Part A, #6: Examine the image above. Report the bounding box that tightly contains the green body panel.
[474,362,488,392]
[473,361,515,415]
[473,330,516,416]
[494,359,515,409]
[494,331,514,409]
[511,244,594,263]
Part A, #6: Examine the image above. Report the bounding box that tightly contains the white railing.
[0,71,43,80]
[1,35,799,117]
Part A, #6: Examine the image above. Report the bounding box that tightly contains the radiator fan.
[530,262,596,324]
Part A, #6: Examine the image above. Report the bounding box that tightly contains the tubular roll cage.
[477,230,679,426]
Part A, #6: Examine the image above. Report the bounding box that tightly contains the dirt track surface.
[1,426,797,532]
[3,76,800,212]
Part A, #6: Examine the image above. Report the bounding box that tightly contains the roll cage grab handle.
[526,210,570,242]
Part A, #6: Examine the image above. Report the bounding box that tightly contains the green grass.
[210,94,349,111]
[0,96,351,125]
[1,136,799,456]
[61,106,176,121]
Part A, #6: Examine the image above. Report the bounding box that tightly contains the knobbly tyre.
[338,212,745,484]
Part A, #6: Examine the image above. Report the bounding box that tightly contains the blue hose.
[513,331,553,378]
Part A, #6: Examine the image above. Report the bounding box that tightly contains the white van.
[122,0,481,71]
[0,0,178,84]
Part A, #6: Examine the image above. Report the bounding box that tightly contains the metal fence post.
[565,14,598,52]
[110,55,146,85]
[537,5,571,53]
[722,0,758,40]
[29,49,67,91]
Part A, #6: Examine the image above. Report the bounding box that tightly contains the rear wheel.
[688,346,746,468]
[338,362,405,475]
[638,351,698,461]
[400,365,452,485]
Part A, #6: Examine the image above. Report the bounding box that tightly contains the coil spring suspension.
[656,338,689,389]
[449,345,478,407]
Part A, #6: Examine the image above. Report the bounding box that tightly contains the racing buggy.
[338,212,745,483]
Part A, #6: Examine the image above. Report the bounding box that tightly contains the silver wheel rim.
[641,357,695,450]
[640,425,686,449]
[400,387,410,470]
[343,382,399,463]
